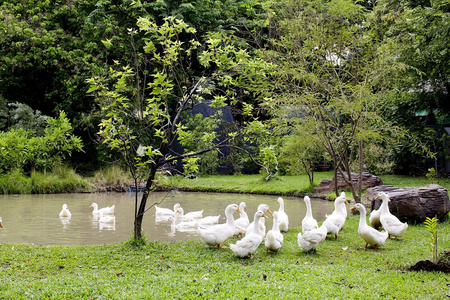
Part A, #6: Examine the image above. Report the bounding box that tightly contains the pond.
[0,191,336,246]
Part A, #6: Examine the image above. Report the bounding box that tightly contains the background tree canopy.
[0,0,448,178]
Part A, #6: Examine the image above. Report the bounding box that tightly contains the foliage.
[278,129,327,184]
[258,0,404,201]
[88,15,275,240]
[424,217,438,264]
[0,111,83,174]
[350,142,395,175]
[368,0,450,174]
[0,165,88,194]
[0,217,449,298]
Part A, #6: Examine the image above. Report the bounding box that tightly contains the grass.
[157,172,450,200]
[157,172,335,195]
[1,214,449,299]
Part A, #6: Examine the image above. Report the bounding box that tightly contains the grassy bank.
[156,172,450,199]
[1,214,449,299]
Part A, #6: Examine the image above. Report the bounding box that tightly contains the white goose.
[168,215,198,232]
[90,202,115,215]
[234,202,250,237]
[230,211,267,259]
[174,207,203,222]
[98,211,115,223]
[301,196,318,234]
[59,204,72,218]
[276,197,289,232]
[245,204,272,238]
[351,203,388,249]
[297,223,328,252]
[155,203,180,216]
[265,211,284,253]
[376,192,408,239]
[196,215,221,226]
[197,204,241,249]
[322,192,349,239]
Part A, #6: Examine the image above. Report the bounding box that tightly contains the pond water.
[0,191,336,246]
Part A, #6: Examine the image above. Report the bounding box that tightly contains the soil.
[408,251,450,273]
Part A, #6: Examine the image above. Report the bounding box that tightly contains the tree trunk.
[133,165,158,241]
[357,140,363,203]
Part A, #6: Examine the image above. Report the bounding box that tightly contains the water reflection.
[0,191,336,245]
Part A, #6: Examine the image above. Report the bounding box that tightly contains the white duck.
[90,202,115,215]
[276,197,289,232]
[265,211,284,253]
[0,217,3,228]
[197,215,221,226]
[351,203,388,249]
[369,195,382,229]
[174,207,203,222]
[322,192,349,239]
[245,204,272,238]
[197,204,241,249]
[234,202,250,237]
[297,223,328,252]
[168,215,198,232]
[155,203,180,216]
[376,192,408,239]
[98,211,115,223]
[301,196,318,234]
[230,211,267,259]
[59,204,72,218]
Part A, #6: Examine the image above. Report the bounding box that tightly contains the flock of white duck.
[57,202,116,229]
[155,191,408,259]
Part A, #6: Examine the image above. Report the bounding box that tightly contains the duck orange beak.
[267,209,273,215]
[350,206,356,210]
[345,201,349,205]
[237,208,242,214]
[263,214,268,219]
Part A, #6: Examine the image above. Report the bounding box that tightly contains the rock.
[314,172,383,195]
[366,184,450,223]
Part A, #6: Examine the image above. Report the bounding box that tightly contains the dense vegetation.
[0,0,448,177]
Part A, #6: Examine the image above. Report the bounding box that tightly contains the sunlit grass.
[1,214,449,299]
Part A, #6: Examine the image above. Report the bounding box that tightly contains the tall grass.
[0,165,89,194]
[93,164,131,187]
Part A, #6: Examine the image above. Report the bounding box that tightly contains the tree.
[260,0,404,201]
[368,0,450,175]
[87,16,274,242]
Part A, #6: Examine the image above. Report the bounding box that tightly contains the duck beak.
[374,195,380,200]
[0,221,3,228]
[350,206,356,210]
[267,209,273,215]
[388,197,391,202]
[345,201,349,205]
[237,208,242,214]
[263,214,268,219]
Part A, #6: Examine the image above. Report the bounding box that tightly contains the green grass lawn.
[157,172,450,199]
[1,213,449,299]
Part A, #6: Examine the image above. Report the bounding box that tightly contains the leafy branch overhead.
[87,15,276,240]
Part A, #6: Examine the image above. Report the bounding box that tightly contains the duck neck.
[272,216,280,231]
[253,216,262,235]
[278,200,284,212]
[225,209,235,226]
[359,208,367,226]
[305,200,313,217]
[380,197,389,213]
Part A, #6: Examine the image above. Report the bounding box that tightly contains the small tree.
[424,217,438,264]
[88,17,274,242]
